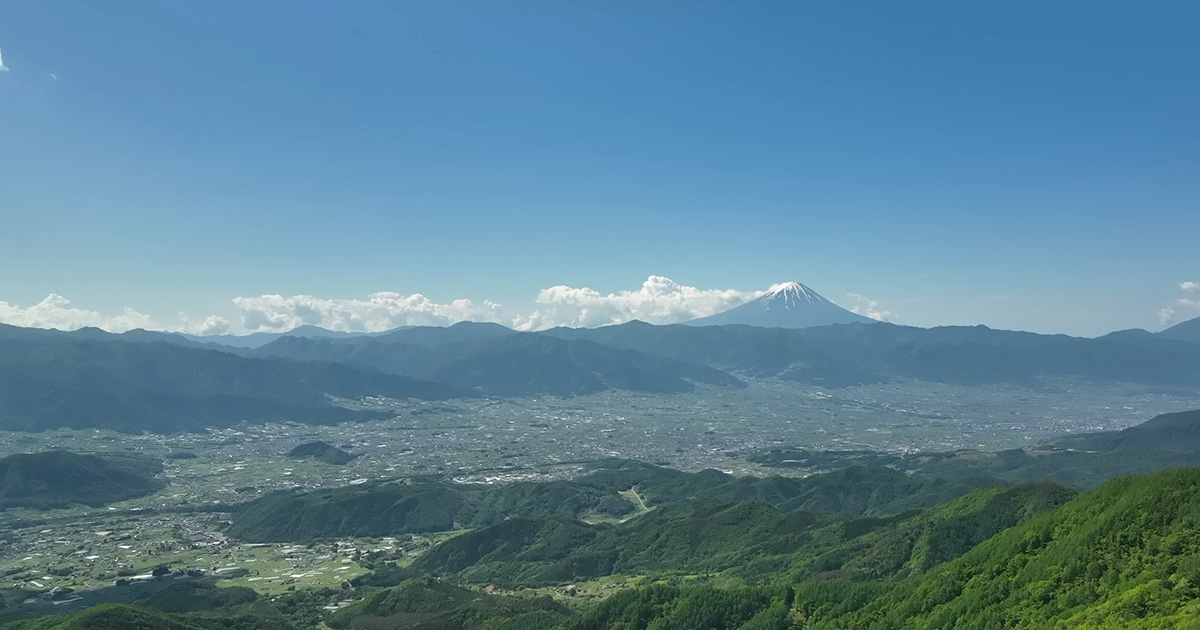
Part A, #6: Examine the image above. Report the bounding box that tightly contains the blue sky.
[1,1,1197,336]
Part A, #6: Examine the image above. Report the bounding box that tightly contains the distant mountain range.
[247,323,743,396]
[548,318,1200,387]
[687,281,874,328]
[180,324,389,349]
[0,323,465,433]
[1159,315,1200,342]
[3,311,1200,433]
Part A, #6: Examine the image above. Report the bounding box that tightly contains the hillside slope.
[547,320,1200,388]
[1055,409,1200,453]
[1158,315,1200,342]
[286,441,358,465]
[800,468,1200,629]
[254,332,747,396]
[412,483,1075,588]
[0,602,298,630]
[0,451,164,508]
[228,462,994,543]
[0,337,463,432]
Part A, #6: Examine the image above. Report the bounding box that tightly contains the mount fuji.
[685,281,875,329]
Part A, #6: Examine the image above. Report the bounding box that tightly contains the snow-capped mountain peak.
[761,281,830,308]
[685,279,874,329]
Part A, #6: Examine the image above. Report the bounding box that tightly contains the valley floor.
[0,379,1196,625]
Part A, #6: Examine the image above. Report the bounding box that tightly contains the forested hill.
[393,468,1200,629]
[227,461,993,542]
[797,467,1200,629]
[747,408,1200,490]
[0,599,299,630]
[286,441,358,465]
[7,468,1200,629]
[0,451,164,508]
[409,482,1077,588]
[1054,408,1200,453]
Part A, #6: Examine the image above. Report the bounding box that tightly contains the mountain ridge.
[1159,315,1200,342]
[0,336,465,433]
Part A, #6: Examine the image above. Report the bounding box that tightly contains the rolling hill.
[227,461,993,543]
[798,468,1200,629]
[0,451,165,508]
[324,577,570,630]
[0,602,300,630]
[751,409,1200,489]
[1054,408,1200,453]
[411,482,1075,588]
[7,466,1200,630]
[286,441,358,465]
[384,469,1200,630]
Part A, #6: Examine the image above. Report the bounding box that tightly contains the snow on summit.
[685,280,874,328]
[762,281,830,308]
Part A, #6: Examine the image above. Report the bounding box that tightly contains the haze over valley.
[2,2,1199,628]
[0,294,1198,627]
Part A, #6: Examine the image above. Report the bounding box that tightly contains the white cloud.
[0,48,8,72]
[846,293,893,321]
[1160,300,1200,325]
[513,275,761,330]
[1,276,863,336]
[0,295,234,336]
[230,292,506,333]
[1158,282,1200,325]
[0,294,157,333]
[221,277,763,333]
[177,313,232,336]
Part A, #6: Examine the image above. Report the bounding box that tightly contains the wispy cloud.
[0,48,9,72]
[846,293,893,321]
[1159,281,1200,325]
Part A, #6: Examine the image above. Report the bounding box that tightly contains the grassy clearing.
[618,488,652,516]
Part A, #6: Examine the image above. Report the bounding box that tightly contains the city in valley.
[0,376,1191,616]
